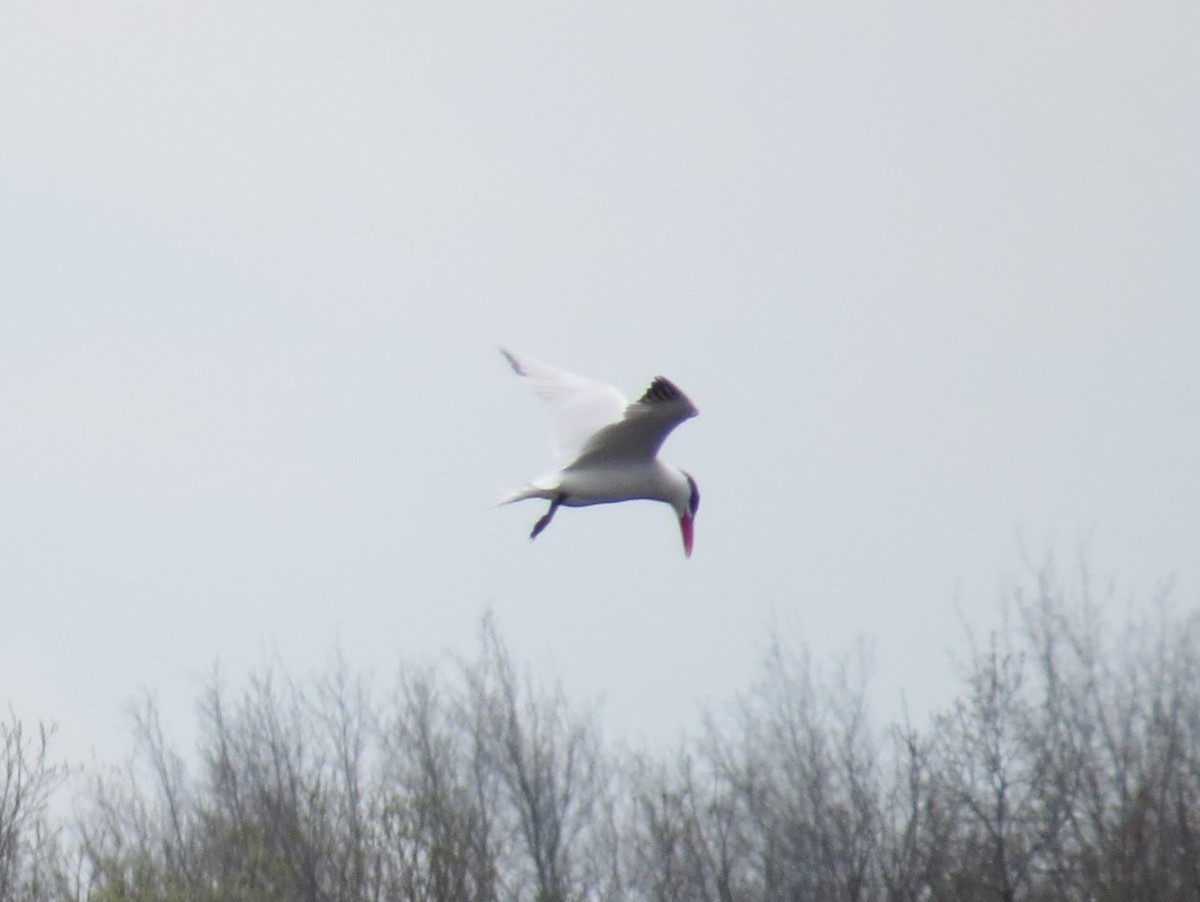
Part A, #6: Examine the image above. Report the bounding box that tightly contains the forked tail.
[497,485,551,506]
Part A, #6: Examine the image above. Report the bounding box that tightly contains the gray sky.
[3,1,1198,762]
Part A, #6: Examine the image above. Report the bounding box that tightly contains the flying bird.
[499,348,701,556]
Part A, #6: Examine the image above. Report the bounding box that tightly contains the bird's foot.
[530,494,566,540]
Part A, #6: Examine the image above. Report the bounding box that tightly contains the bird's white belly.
[554,465,667,507]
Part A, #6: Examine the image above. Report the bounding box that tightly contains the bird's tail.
[496,485,550,507]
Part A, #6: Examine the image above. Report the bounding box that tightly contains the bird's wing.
[501,348,629,462]
[568,376,699,468]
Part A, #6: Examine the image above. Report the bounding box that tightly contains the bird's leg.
[530,493,566,540]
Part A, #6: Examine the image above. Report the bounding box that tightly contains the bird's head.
[674,470,700,558]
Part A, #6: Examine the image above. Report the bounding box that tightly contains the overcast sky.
[3,1,1198,762]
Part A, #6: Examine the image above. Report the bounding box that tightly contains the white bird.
[499,348,701,556]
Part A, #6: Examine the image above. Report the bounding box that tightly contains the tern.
[499,348,701,556]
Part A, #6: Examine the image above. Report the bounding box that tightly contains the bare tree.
[625,750,748,902]
[0,710,66,902]
[37,570,1200,902]
[878,713,964,902]
[1013,566,1200,902]
[724,637,882,902]
[77,694,205,901]
[82,667,381,902]
[929,633,1049,902]
[311,655,378,900]
[627,636,883,902]
[377,669,497,901]
[464,615,618,902]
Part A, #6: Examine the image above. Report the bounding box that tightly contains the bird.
[498,348,701,556]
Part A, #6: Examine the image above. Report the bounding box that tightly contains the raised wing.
[500,348,628,462]
[569,375,699,467]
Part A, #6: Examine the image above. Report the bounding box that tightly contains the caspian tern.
[499,348,701,556]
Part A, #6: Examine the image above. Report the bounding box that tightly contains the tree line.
[4,565,1200,901]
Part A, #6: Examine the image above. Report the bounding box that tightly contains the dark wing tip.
[637,376,688,406]
[499,347,526,376]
